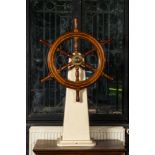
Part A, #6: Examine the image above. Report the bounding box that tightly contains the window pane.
[30,0,72,113]
[82,0,125,114]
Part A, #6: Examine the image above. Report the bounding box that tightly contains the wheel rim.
[48,32,106,90]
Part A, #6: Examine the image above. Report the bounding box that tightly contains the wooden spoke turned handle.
[75,66,80,102]
[73,17,78,32]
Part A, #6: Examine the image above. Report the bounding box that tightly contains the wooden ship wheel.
[40,17,113,102]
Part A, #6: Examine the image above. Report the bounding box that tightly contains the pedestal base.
[58,64,95,147]
[57,138,96,146]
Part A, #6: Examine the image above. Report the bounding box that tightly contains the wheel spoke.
[75,66,80,102]
[73,17,78,32]
[82,62,96,72]
[57,48,72,58]
[102,72,114,80]
[73,18,79,53]
[41,72,53,83]
[58,62,73,73]
[76,90,80,102]
[39,39,51,48]
[68,65,75,70]
[83,48,96,57]
[98,38,112,46]
[73,37,78,54]
[75,66,79,81]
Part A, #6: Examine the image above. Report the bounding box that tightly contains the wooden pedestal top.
[33,140,125,155]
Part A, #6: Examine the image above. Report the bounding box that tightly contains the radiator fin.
[29,126,125,155]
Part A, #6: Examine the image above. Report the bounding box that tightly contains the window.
[27,0,128,123]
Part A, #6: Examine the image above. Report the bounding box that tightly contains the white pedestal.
[57,67,95,146]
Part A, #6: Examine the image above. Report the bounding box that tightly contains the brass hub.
[71,54,83,66]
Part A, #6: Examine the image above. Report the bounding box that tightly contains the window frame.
[26,0,129,125]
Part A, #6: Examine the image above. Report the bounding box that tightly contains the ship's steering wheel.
[40,17,113,102]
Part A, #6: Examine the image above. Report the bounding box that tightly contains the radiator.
[29,126,125,155]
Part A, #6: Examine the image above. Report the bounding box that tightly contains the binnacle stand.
[39,17,113,146]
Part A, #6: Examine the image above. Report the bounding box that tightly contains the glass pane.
[82,0,125,114]
[30,0,72,113]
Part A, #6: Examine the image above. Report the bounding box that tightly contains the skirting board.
[29,126,125,155]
